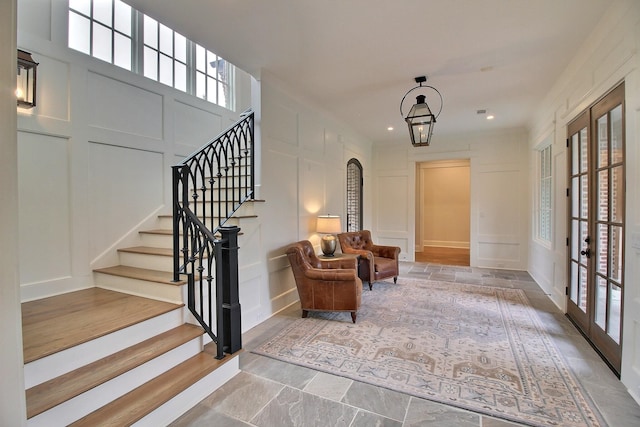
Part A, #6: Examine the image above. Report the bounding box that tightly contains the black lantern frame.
[17,49,38,109]
[400,76,443,147]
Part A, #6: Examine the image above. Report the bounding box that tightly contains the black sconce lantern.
[400,76,443,147]
[17,49,38,109]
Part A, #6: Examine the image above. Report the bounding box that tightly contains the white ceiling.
[125,0,613,145]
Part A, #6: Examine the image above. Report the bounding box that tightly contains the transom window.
[142,16,187,91]
[69,0,132,70]
[195,45,231,108]
[68,0,234,109]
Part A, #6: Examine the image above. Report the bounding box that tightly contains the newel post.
[219,225,242,353]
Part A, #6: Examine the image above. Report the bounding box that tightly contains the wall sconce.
[17,49,38,108]
[317,215,341,257]
[400,76,443,147]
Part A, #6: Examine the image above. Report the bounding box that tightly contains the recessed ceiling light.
[486,115,495,120]
[387,126,394,131]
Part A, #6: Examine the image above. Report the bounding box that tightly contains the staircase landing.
[22,287,182,364]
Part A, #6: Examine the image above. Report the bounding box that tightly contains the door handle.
[580,248,591,258]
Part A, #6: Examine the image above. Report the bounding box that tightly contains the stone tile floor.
[170,262,640,426]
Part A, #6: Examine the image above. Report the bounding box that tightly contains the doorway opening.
[415,159,470,266]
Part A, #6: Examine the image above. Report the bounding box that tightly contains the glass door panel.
[596,223,608,276]
[610,284,622,343]
[611,105,623,163]
[568,114,590,322]
[595,276,607,329]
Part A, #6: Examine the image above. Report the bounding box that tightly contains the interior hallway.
[415,247,470,266]
[170,261,640,427]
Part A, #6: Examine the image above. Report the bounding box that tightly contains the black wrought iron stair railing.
[171,109,254,359]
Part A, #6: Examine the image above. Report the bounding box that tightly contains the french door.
[567,83,625,374]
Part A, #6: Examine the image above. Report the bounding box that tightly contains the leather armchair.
[337,230,401,290]
[285,240,362,323]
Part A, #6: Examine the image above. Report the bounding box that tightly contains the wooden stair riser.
[24,309,183,389]
[27,336,204,426]
[94,273,187,305]
[118,251,174,272]
[115,252,218,279]
[138,231,174,248]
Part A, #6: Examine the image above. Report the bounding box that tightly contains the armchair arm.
[306,268,358,281]
[371,244,401,259]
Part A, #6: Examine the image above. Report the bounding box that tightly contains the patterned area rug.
[253,278,605,427]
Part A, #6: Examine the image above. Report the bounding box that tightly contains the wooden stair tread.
[94,265,187,285]
[22,289,183,363]
[139,228,172,235]
[69,350,238,427]
[26,324,204,418]
[22,287,131,327]
[118,246,173,257]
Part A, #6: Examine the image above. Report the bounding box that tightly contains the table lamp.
[317,215,341,256]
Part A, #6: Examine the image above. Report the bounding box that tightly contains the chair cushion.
[374,256,396,278]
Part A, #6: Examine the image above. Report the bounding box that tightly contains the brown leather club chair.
[337,230,401,290]
[285,240,363,323]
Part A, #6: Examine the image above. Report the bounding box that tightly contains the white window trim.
[534,136,553,248]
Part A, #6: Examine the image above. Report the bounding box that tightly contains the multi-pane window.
[69,0,132,70]
[68,0,234,109]
[195,45,231,109]
[538,144,552,243]
[143,16,187,91]
[346,159,363,232]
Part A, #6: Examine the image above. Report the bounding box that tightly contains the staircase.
[22,111,259,425]
[22,203,261,426]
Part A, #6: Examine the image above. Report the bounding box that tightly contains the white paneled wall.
[374,129,528,268]
[18,133,71,285]
[475,165,525,269]
[526,0,640,402]
[17,0,250,301]
[376,175,410,237]
[87,143,164,262]
[87,72,163,139]
[2,1,27,423]
[373,145,413,261]
[173,101,224,154]
[258,73,374,325]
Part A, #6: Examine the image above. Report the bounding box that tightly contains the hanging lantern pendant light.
[406,94,436,146]
[400,76,443,147]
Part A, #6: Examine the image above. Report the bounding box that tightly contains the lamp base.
[320,235,337,257]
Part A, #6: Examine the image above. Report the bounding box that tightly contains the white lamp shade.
[317,215,341,234]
